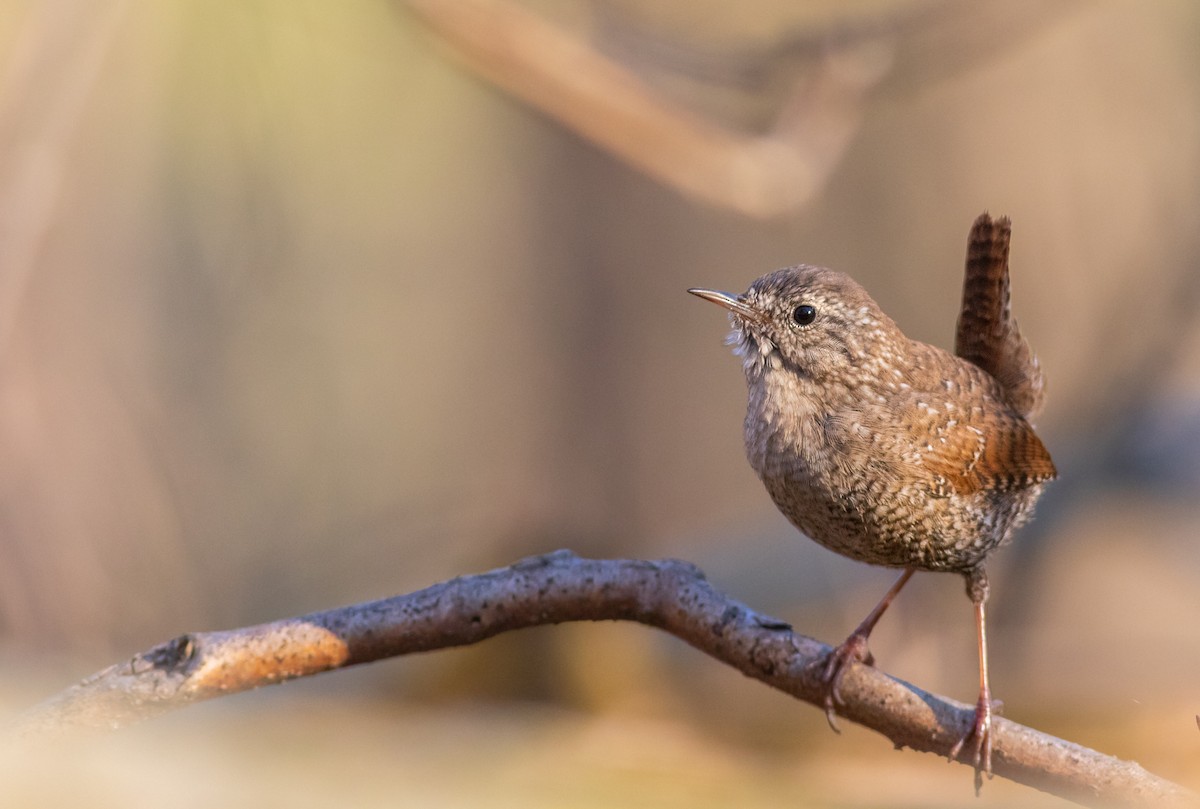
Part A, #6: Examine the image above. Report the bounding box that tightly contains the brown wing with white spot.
[918,409,1057,496]
[823,382,1057,499]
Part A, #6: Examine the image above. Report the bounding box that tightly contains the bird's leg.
[819,568,914,731]
[949,569,993,794]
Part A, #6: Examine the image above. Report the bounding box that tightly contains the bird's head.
[689,265,902,384]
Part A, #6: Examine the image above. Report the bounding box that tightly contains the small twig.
[11,551,1191,807]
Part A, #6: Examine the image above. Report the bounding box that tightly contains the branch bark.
[11,551,1191,807]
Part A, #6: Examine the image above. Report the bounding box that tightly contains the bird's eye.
[792,304,817,326]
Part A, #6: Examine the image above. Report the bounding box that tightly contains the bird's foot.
[815,632,874,733]
[948,693,995,795]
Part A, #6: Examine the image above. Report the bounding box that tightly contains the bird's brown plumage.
[689,213,1055,787]
[956,213,1046,419]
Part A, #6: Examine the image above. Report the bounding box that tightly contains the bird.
[688,213,1055,788]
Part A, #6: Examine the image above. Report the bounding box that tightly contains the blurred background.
[1,0,1199,805]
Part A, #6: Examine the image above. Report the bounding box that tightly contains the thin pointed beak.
[688,287,764,323]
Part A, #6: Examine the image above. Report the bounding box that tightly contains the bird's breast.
[743,369,830,481]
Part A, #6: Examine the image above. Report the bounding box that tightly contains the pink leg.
[819,568,914,731]
[949,590,994,793]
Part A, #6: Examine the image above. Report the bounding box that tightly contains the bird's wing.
[912,404,1057,496]
[955,213,1047,420]
[823,393,1056,498]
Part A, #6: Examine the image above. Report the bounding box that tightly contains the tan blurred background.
[1,0,1199,805]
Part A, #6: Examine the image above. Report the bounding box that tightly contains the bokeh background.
[1,0,1199,805]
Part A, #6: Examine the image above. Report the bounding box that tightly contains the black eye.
[792,304,816,326]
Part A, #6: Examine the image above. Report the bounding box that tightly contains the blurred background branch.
[402,0,891,217]
[0,0,127,352]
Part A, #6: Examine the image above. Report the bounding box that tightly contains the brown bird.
[689,213,1055,787]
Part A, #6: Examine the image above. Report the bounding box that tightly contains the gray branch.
[10,551,1191,807]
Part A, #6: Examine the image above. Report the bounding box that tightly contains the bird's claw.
[948,695,995,795]
[815,633,873,732]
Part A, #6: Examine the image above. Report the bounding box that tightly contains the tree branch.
[11,551,1191,807]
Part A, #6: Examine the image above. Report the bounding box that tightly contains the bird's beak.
[687,288,765,324]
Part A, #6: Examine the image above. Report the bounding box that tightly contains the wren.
[689,214,1055,788]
